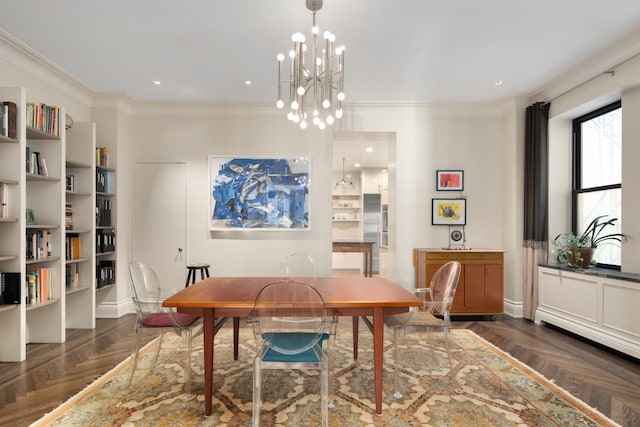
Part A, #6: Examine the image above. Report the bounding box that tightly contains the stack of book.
[96,229,116,253]
[96,260,115,288]
[96,146,108,167]
[25,147,49,176]
[65,234,81,260]
[65,264,79,289]
[96,168,111,193]
[65,202,73,230]
[26,230,53,260]
[0,272,20,304]
[0,101,17,139]
[25,102,59,136]
[25,267,51,304]
[96,199,112,226]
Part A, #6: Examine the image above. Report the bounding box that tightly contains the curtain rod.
[542,50,640,105]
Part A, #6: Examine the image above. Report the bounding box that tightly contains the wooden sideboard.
[413,248,505,315]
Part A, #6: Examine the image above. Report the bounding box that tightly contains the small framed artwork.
[436,170,464,191]
[432,198,466,225]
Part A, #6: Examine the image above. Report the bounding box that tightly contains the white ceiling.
[2,0,640,170]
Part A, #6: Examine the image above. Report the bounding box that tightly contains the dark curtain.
[523,102,550,320]
[524,102,550,242]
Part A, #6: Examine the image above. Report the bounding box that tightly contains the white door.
[134,162,187,295]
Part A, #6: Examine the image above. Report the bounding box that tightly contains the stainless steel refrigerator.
[362,193,381,274]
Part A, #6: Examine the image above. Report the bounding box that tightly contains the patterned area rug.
[32,325,619,426]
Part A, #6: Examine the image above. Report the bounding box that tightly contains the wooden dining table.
[162,276,421,416]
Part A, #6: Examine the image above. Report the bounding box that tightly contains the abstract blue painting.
[209,156,311,230]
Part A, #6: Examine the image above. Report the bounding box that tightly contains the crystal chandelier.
[276,0,345,130]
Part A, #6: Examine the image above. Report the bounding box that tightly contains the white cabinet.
[535,266,640,359]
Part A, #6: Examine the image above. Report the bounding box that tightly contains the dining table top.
[162,275,421,312]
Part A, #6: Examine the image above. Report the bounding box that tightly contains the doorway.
[332,132,396,279]
[133,162,187,294]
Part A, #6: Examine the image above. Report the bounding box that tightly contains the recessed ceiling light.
[354,163,361,168]
[366,147,373,153]
[495,80,503,86]
[153,80,161,85]
[245,80,252,85]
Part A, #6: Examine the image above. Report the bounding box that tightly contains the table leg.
[233,316,240,360]
[368,250,372,277]
[373,307,383,414]
[204,308,215,416]
[352,316,359,360]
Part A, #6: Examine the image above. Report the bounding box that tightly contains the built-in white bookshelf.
[24,98,65,348]
[65,122,96,329]
[0,86,111,362]
[0,87,26,361]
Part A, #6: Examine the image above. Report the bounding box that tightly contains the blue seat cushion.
[262,332,330,362]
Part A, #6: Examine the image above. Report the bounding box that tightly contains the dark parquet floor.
[0,314,638,426]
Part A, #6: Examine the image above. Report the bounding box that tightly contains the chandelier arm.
[324,36,333,109]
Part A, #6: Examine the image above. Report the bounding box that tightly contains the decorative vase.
[568,247,594,268]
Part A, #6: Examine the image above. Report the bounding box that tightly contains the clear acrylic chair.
[127,261,202,393]
[248,279,336,427]
[384,261,462,398]
[278,252,317,278]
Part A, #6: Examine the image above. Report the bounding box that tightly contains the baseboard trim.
[504,298,523,318]
[96,299,134,319]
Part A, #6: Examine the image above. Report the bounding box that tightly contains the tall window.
[572,101,622,268]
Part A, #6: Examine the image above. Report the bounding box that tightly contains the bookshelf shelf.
[65,258,90,264]
[26,126,60,140]
[25,298,60,311]
[0,305,17,314]
[65,160,90,169]
[26,173,60,182]
[0,218,18,223]
[0,255,18,261]
[26,224,59,229]
[66,190,91,197]
[0,134,18,144]
[66,286,91,295]
[96,283,115,292]
[26,256,60,265]
[66,228,91,234]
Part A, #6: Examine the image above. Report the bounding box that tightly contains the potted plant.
[553,215,626,268]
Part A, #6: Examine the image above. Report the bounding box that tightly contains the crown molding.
[531,25,640,103]
[0,28,94,106]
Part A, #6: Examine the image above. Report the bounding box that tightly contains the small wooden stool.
[185,263,210,287]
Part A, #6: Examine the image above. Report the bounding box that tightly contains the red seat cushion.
[142,312,199,328]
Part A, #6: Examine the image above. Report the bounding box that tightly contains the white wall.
[115,102,512,293]
[336,104,510,289]
[126,104,334,278]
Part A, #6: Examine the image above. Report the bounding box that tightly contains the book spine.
[3,102,17,139]
[0,182,7,218]
[1,104,7,137]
